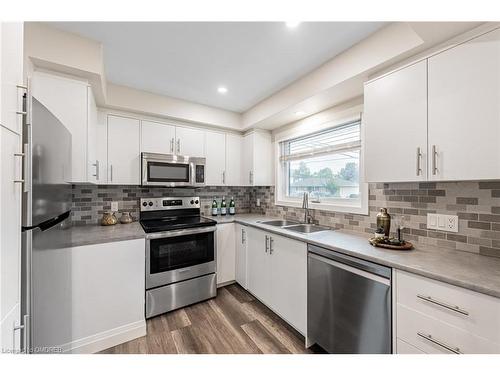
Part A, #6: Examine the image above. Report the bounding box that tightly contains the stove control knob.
[190,200,194,205]
[142,202,147,207]
[148,201,153,207]
[195,200,199,204]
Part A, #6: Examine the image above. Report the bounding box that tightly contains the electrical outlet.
[427,213,458,232]
[256,198,261,207]
[111,201,119,212]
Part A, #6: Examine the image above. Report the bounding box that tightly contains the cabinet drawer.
[396,270,500,344]
[397,304,500,354]
[397,338,426,354]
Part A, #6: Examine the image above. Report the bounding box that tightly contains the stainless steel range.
[140,196,217,318]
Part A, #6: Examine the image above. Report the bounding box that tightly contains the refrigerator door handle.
[22,210,71,232]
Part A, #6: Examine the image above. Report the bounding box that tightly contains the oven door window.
[149,231,214,274]
[147,162,190,183]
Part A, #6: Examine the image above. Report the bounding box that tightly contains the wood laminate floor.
[100,283,313,354]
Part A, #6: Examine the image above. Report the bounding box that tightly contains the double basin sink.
[257,220,331,234]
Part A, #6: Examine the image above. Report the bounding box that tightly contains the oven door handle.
[145,225,216,240]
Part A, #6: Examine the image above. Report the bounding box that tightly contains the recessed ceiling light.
[217,86,228,94]
[295,111,306,116]
[286,22,301,28]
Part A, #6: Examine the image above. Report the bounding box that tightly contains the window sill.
[274,198,369,216]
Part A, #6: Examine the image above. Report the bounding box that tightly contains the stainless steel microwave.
[141,152,206,187]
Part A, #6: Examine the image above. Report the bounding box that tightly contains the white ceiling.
[49,22,386,113]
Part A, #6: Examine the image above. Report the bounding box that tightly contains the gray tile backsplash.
[73,181,500,258]
[71,185,252,225]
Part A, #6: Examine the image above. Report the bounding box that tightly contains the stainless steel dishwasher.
[307,244,392,354]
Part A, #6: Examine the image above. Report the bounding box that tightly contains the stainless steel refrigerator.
[21,96,72,353]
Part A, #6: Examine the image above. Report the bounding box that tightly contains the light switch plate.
[427,213,458,232]
[111,201,119,212]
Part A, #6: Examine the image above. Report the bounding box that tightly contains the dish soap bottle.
[229,197,235,215]
[221,196,227,216]
[211,197,218,216]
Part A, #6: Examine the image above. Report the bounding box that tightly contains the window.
[277,120,367,214]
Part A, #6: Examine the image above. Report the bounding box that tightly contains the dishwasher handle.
[308,244,391,280]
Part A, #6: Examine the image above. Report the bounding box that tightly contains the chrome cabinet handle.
[222,171,226,184]
[170,138,174,153]
[417,332,461,354]
[92,160,100,180]
[110,164,113,182]
[265,235,269,253]
[432,145,438,175]
[269,237,274,254]
[176,139,180,154]
[16,111,27,115]
[416,147,422,176]
[17,84,28,90]
[249,170,253,185]
[242,229,246,244]
[417,294,469,316]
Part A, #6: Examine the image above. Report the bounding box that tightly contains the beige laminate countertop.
[63,214,500,299]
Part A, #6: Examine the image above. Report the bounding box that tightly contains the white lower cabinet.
[235,224,247,288]
[246,227,272,306]
[216,223,236,285]
[396,339,425,354]
[246,226,307,335]
[32,239,146,353]
[395,270,500,354]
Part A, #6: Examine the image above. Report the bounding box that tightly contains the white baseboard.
[61,320,146,354]
[217,280,236,288]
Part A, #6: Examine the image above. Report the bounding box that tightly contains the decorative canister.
[101,211,118,226]
[120,212,133,224]
[376,208,391,237]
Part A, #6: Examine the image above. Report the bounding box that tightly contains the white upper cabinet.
[0,22,24,135]
[225,133,243,186]
[205,130,226,185]
[141,120,176,154]
[364,28,500,183]
[242,131,273,186]
[364,60,428,183]
[175,126,205,157]
[95,110,108,184]
[107,115,140,185]
[32,72,90,183]
[86,88,99,183]
[428,28,500,181]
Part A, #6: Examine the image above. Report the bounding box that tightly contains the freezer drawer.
[307,245,392,353]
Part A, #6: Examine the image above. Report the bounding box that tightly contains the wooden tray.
[369,238,414,250]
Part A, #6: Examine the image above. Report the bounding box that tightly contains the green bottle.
[221,196,227,216]
[229,197,235,215]
[211,197,218,216]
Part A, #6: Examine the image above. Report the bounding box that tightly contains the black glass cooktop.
[140,215,216,233]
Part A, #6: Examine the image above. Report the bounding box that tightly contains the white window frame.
[274,113,368,215]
